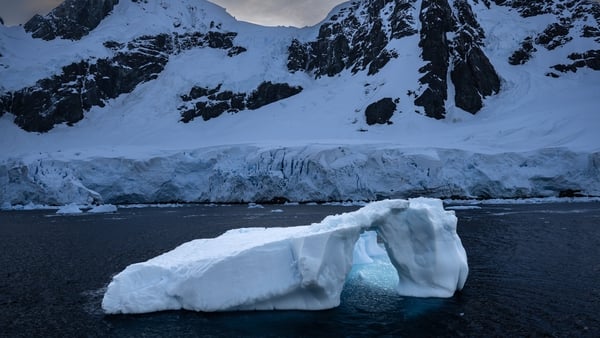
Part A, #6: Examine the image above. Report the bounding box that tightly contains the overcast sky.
[0,0,346,27]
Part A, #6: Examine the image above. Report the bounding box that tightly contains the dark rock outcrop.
[502,0,600,72]
[365,98,397,125]
[494,0,598,21]
[24,0,119,41]
[287,0,416,78]
[180,82,303,123]
[5,0,598,133]
[492,0,556,18]
[415,0,499,118]
[583,25,600,41]
[1,31,244,132]
[509,36,537,65]
[246,82,303,110]
[581,2,600,43]
[552,50,600,73]
[414,0,455,119]
[535,22,572,50]
[451,45,500,113]
[450,0,500,114]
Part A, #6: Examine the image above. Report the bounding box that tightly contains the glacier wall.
[1,145,599,206]
[101,198,468,314]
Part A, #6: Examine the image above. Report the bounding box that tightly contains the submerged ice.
[102,198,468,314]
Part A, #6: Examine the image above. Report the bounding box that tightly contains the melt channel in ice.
[102,198,468,314]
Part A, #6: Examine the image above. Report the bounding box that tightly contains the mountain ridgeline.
[0,0,599,132]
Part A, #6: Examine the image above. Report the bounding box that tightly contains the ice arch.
[102,198,468,314]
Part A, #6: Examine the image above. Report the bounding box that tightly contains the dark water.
[1,202,599,337]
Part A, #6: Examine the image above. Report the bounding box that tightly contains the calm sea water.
[1,202,599,337]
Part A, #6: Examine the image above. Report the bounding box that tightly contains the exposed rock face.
[246,82,304,110]
[415,0,499,118]
[493,0,598,19]
[24,0,119,41]
[535,22,572,50]
[180,82,303,123]
[288,0,501,119]
[583,24,600,41]
[414,0,454,119]
[501,0,600,69]
[1,32,244,132]
[552,50,600,73]
[493,0,555,17]
[581,0,600,43]
[365,98,397,125]
[3,0,599,133]
[287,0,416,77]
[509,37,537,65]
[449,0,500,114]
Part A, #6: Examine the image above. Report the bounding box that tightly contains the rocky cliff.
[24,0,120,41]
[0,0,599,132]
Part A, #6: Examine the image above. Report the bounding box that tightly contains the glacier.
[1,0,599,206]
[102,198,468,314]
[1,145,599,207]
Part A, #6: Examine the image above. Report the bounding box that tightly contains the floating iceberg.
[56,204,83,214]
[102,198,468,314]
[87,204,118,214]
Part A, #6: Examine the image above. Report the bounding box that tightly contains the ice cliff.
[102,198,468,314]
[2,145,598,208]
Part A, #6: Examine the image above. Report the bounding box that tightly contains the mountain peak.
[22,0,237,42]
[288,0,417,78]
[0,0,599,135]
[24,0,120,41]
[287,0,501,118]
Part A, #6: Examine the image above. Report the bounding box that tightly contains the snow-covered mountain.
[0,0,599,206]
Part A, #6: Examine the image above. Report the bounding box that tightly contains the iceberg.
[102,198,468,314]
[56,204,83,214]
[87,204,118,214]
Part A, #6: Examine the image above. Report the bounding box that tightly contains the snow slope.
[0,0,599,206]
[102,199,468,313]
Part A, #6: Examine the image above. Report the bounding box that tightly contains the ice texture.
[3,146,599,207]
[102,198,468,314]
[88,204,118,213]
[56,204,82,214]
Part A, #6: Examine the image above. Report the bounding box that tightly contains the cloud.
[209,0,345,27]
[0,0,62,26]
[0,0,344,27]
